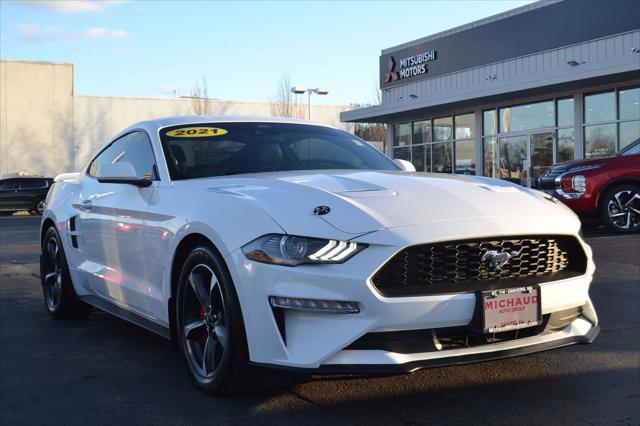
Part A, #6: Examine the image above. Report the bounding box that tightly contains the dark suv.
[0,176,54,215]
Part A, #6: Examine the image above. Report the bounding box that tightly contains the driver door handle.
[81,199,92,211]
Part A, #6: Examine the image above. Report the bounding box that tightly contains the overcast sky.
[1,0,535,105]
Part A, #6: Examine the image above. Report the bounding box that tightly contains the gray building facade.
[341,0,640,188]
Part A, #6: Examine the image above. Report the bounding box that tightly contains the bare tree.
[190,76,209,115]
[270,72,302,118]
[353,84,388,153]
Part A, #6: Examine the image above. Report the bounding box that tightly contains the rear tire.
[31,199,46,215]
[599,184,640,233]
[176,246,264,396]
[41,226,92,319]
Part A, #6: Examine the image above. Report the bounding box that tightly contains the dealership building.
[341,0,640,187]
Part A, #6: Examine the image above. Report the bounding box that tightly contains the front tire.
[41,227,92,319]
[176,246,263,395]
[599,184,640,233]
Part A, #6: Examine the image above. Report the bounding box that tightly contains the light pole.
[290,87,329,120]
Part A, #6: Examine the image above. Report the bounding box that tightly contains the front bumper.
[256,318,600,374]
[541,189,598,216]
[226,219,598,372]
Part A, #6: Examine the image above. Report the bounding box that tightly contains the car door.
[78,131,162,317]
[0,179,19,210]
[15,178,44,210]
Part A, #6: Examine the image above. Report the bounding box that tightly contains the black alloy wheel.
[42,235,63,311]
[34,199,46,215]
[40,227,92,318]
[600,184,640,233]
[182,263,228,379]
[176,246,265,395]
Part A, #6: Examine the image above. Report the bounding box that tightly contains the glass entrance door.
[498,132,556,187]
[498,135,528,187]
[529,132,554,189]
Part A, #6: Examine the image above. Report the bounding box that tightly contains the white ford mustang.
[41,116,599,395]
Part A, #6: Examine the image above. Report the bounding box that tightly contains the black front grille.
[372,236,587,297]
[538,164,570,190]
[537,177,556,190]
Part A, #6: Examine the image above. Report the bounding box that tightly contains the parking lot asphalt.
[0,215,638,425]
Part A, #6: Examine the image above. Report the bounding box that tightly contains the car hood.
[546,156,613,174]
[196,170,571,235]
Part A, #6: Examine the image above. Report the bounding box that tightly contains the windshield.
[159,122,399,180]
[617,138,640,156]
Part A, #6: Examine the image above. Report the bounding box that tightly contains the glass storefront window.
[498,135,528,186]
[500,101,554,133]
[393,146,410,161]
[393,123,411,146]
[620,121,640,149]
[584,91,616,123]
[455,139,475,175]
[412,121,431,144]
[483,110,497,136]
[619,87,640,121]
[411,145,429,172]
[584,123,616,158]
[530,132,554,184]
[432,141,452,173]
[455,113,475,140]
[433,117,453,142]
[557,128,575,163]
[557,98,574,127]
[483,137,497,178]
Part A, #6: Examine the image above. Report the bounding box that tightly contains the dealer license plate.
[482,286,541,333]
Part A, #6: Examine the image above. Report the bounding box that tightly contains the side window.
[17,179,45,189]
[0,179,16,190]
[89,131,158,179]
[16,179,33,189]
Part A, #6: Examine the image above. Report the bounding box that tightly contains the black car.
[0,176,54,215]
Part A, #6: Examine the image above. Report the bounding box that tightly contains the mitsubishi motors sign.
[379,0,640,90]
[382,50,437,84]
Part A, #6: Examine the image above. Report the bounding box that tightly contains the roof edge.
[0,58,74,66]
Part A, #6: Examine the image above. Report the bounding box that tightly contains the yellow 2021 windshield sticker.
[166,127,228,137]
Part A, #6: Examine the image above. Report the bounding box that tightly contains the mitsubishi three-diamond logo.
[383,56,399,83]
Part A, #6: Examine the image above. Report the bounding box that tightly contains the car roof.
[135,115,336,131]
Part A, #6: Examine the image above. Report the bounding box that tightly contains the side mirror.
[97,162,152,187]
[394,159,416,172]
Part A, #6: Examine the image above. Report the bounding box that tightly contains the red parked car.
[538,138,640,233]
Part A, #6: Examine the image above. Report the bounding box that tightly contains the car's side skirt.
[78,295,171,340]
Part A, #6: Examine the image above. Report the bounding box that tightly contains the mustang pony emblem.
[481,249,523,271]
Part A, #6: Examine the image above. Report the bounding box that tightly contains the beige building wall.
[0,60,75,177]
[1,59,354,176]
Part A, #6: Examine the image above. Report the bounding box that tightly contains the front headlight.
[571,175,586,192]
[242,234,366,266]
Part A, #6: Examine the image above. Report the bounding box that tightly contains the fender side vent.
[69,216,79,249]
[271,307,286,345]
